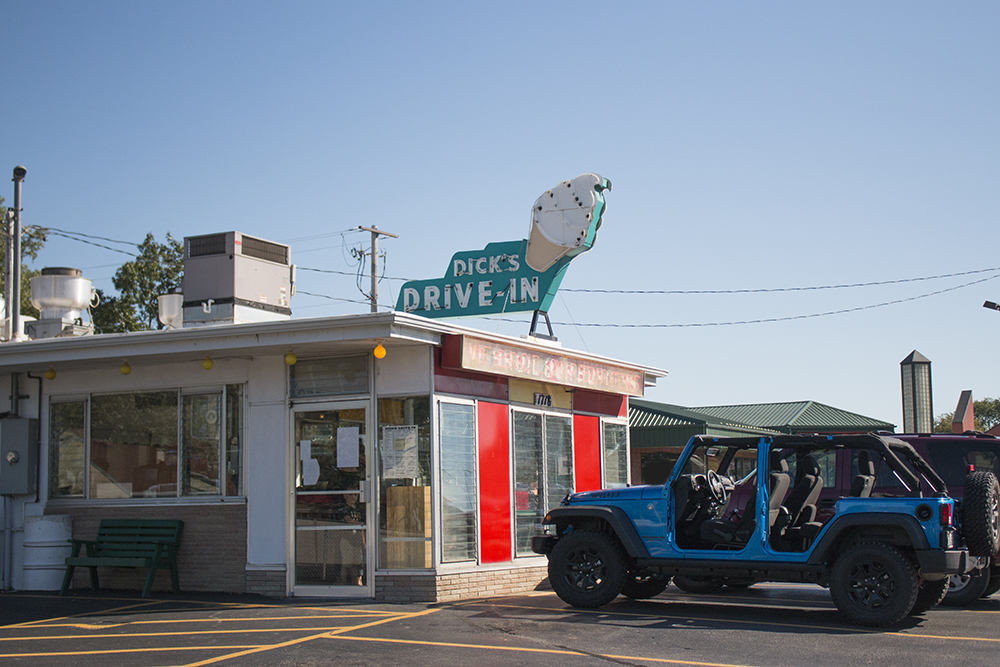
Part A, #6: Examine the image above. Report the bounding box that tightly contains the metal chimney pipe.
[11,166,26,341]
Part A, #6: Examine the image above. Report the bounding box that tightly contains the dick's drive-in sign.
[395,174,611,318]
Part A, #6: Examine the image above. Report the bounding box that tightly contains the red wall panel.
[478,401,511,563]
[573,414,603,492]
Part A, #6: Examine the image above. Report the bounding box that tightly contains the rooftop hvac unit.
[182,232,295,327]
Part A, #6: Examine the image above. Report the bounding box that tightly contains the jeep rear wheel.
[672,575,725,594]
[830,542,919,627]
[621,571,670,599]
[548,530,626,608]
[943,566,991,606]
[910,578,949,615]
[963,471,1000,558]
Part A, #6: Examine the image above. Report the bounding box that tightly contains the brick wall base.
[375,565,549,604]
[48,503,247,595]
[245,566,287,597]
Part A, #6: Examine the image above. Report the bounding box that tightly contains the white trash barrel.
[23,514,73,591]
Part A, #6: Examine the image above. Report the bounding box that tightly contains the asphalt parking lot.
[2,583,999,667]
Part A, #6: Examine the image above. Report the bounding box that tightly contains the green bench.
[60,519,184,599]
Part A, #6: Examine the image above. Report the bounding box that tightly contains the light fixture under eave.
[120,361,132,375]
[284,350,297,366]
[202,355,214,371]
[45,367,56,380]
[373,343,387,359]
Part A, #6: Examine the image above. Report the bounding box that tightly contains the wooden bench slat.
[60,519,184,599]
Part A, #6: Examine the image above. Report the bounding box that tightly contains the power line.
[561,266,1000,295]
[548,274,1000,328]
[41,229,137,256]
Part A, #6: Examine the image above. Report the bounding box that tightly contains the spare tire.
[963,471,1000,557]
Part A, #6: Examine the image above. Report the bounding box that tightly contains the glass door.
[293,403,369,596]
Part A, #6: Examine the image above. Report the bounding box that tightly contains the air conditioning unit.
[182,232,295,327]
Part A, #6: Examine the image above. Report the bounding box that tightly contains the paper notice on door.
[299,440,311,460]
[302,457,321,486]
[381,424,418,479]
[336,426,360,468]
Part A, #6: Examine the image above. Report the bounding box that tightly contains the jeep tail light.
[940,503,953,526]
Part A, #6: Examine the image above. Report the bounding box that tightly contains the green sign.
[396,173,611,317]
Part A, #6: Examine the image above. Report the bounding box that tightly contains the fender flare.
[545,506,650,558]
[807,513,930,565]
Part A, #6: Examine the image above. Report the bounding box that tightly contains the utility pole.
[357,225,398,313]
[4,166,26,342]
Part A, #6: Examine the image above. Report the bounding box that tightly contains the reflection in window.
[183,394,221,495]
[513,411,573,557]
[602,422,628,488]
[49,401,86,497]
[49,385,245,500]
[376,396,431,569]
[90,391,178,499]
[290,356,369,398]
[440,403,477,562]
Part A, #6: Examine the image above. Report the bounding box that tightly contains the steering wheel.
[706,469,729,505]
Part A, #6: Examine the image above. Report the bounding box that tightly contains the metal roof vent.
[27,267,95,339]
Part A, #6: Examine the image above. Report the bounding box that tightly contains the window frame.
[511,406,575,558]
[47,384,245,501]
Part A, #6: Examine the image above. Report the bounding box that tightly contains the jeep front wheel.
[548,530,626,608]
[829,542,919,627]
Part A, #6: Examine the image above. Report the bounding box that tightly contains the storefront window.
[377,396,432,569]
[182,393,221,495]
[49,400,86,497]
[290,356,369,398]
[439,402,477,563]
[602,422,628,488]
[48,385,245,500]
[513,411,573,557]
[91,391,178,499]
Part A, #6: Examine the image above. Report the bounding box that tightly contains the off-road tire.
[910,578,949,615]
[621,571,670,599]
[829,542,920,627]
[982,565,1000,598]
[942,566,991,606]
[548,529,627,608]
[963,471,1000,558]
[672,575,725,594]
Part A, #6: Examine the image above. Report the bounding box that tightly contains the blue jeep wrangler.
[532,433,1000,626]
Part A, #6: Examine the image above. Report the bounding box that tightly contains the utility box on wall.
[0,418,40,495]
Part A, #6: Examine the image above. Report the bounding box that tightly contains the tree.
[91,233,183,333]
[0,196,49,319]
[932,398,1000,433]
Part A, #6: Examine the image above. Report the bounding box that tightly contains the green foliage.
[932,398,1000,433]
[0,197,49,319]
[91,233,183,333]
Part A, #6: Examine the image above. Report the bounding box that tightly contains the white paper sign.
[381,425,418,479]
[302,458,320,486]
[299,440,311,460]
[337,427,360,468]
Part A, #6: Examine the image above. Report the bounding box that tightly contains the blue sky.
[4,1,999,427]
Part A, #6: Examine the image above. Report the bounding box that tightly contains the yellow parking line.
[0,645,267,658]
[331,635,754,667]
[31,612,389,630]
[0,627,373,643]
[2,600,164,629]
[176,608,440,667]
